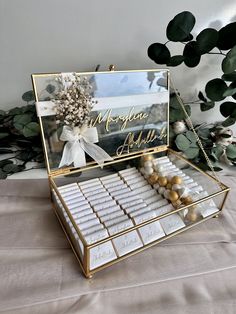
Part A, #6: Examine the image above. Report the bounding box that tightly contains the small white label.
[112,231,143,257]
[139,221,165,244]
[160,214,185,235]
[90,241,117,270]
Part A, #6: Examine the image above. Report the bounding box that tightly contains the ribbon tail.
[73,143,87,168]
[80,138,113,168]
[59,142,86,168]
[59,142,73,168]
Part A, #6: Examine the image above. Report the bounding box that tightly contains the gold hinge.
[50,168,71,177]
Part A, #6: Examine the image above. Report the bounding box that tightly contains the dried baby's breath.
[53,73,96,128]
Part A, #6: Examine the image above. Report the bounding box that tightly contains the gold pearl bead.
[185,207,198,222]
[158,176,168,187]
[171,176,182,185]
[142,154,154,162]
[168,190,179,202]
[166,183,172,189]
[172,199,182,208]
[148,173,159,185]
[181,196,193,205]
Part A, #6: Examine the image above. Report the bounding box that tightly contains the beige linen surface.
[0,175,236,314]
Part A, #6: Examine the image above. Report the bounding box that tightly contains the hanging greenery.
[148,11,236,127]
[0,92,44,178]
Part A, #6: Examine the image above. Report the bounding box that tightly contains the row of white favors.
[53,156,219,270]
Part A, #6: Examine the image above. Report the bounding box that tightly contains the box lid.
[32,69,169,175]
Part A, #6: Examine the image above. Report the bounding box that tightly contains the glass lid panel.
[32,70,169,171]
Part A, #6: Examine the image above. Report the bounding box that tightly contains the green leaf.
[217,22,236,50]
[0,169,8,179]
[226,144,236,158]
[182,34,193,42]
[13,114,32,130]
[22,91,34,102]
[223,81,236,97]
[220,101,236,117]
[167,55,184,66]
[170,94,181,109]
[3,163,22,174]
[185,130,197,143]
[169,109,184,122]
[0,160,13,168]
[175,134,191,151]
[147,43,171,64]
[185,104,191,116]
[166,11,196,42]
[184,145,199,159]
[198,91,207,102]
[222,72,236,81]
[200,101,215,111]
[22,122,40,137]
[8,107,22,116]
[211,145,224,160]
[205,78,227,101]
[196,28,218,54]
[222,116,236,127]
[46,84,56,94]
[183,41,201,67]
[0,132,9,139]
[22,104,36,114]
[169,104,191,122]
[222,45,236,74]
[17,150,36,162]
[223,87,236,97]
[198,128,210,139]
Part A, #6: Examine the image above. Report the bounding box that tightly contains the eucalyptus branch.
[148,10,236,128]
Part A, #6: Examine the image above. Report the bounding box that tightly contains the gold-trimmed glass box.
[32,69,230,278]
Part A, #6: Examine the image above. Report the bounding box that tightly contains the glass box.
[32,69,230,278]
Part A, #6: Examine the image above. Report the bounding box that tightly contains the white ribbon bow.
[59,125,113,168]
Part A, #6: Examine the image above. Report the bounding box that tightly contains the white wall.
[1,0,236,128]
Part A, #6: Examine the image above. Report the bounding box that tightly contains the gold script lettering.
[116,130,157,156]
[89,107,149,132]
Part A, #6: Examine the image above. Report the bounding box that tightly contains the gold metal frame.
[32,68,230,278]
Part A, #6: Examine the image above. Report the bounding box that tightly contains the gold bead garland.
[141,155,199,222]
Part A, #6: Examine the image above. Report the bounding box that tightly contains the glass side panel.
[32,70,169,171]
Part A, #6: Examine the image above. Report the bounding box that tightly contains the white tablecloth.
[0,175,236,314]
